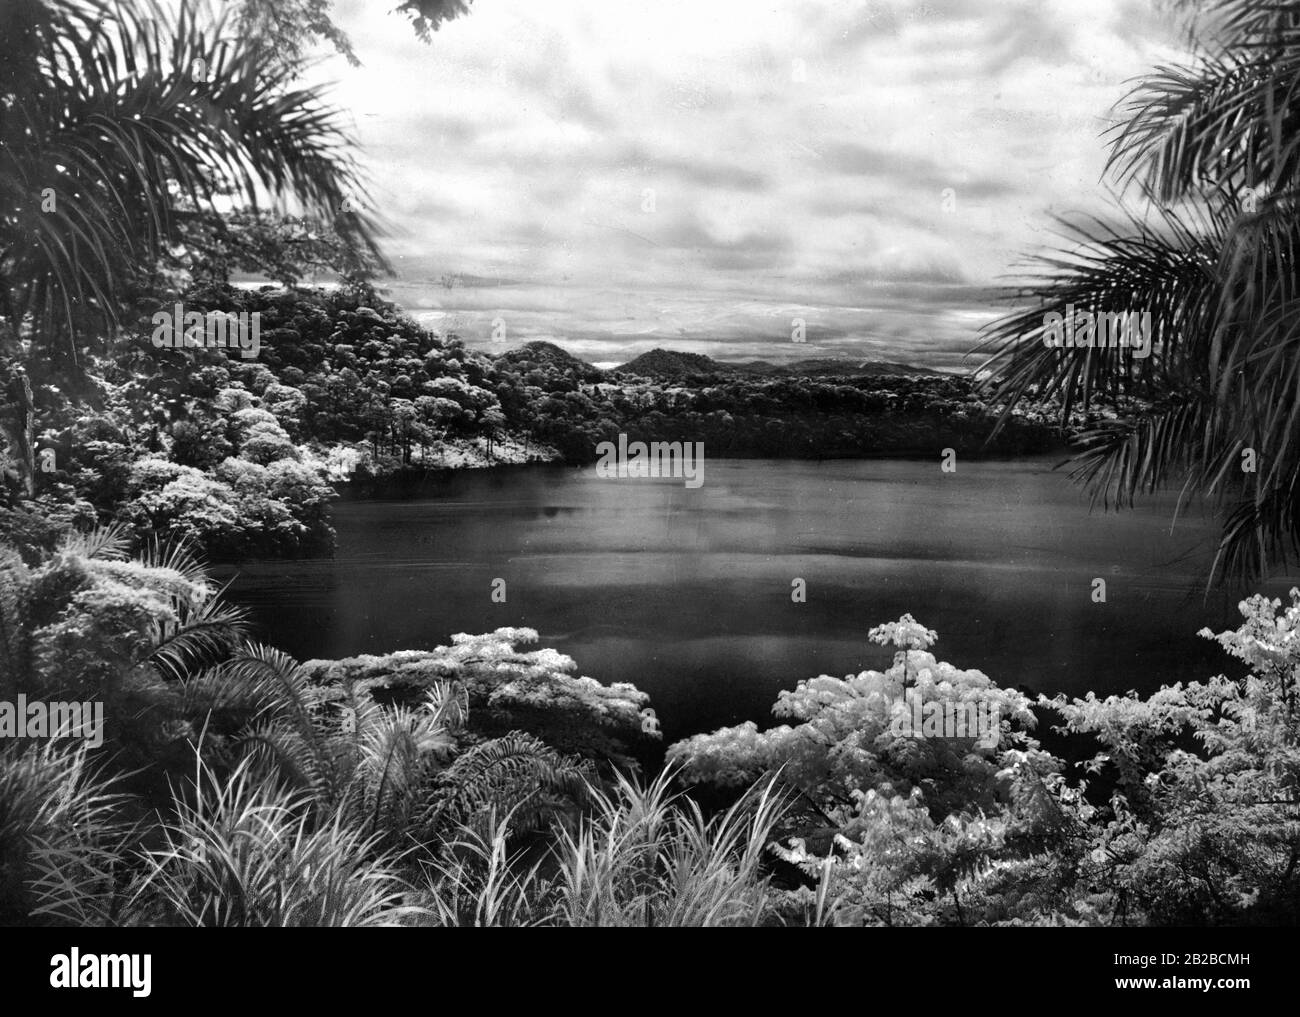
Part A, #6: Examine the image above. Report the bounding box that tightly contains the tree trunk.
[1,369,35,499]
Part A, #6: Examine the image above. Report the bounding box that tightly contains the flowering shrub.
[1038,590,1300,925]
[302,627,660,769]
[710,603,1300,926]
[668,614,1044,818]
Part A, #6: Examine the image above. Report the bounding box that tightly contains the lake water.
[222,457,1293,743]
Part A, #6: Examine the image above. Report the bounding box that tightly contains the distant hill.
[615,347,946,379]
[743,357,947,378]
[615,349,726,378]
[494,340,605,381]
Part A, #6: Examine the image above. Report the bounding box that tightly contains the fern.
[349,697,456,841]
[422,732,592,838]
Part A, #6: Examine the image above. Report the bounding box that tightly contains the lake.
[222,456,1292,744]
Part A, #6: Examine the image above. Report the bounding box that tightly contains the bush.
[302,628,660,770]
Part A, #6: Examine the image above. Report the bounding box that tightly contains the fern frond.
[423,732,592,838]
[238,719,330,797]
[183,642,336,792]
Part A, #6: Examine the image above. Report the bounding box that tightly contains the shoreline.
[332,444,1074,498]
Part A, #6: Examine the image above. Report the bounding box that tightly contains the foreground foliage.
[1,534,1296,926]
[672,605,1300,926]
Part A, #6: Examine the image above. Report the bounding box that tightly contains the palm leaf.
[0,0,383,361]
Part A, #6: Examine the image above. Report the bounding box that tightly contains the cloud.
[317,0,1182,368]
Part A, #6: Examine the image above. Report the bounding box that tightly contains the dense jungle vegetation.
[2,0,1298,927]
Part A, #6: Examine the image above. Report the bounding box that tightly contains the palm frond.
[56,523,131,562]
[975,158,1300,583]
[182,642,325,753]
[0,0,382,359]
[1108,2,1300,202]
[146,582,248,683]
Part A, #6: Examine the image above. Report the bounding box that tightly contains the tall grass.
[421,769,789,926]
[127,756,419,927]
[0,740,130,926]
[418,809,553,927]
[1,743,794,927]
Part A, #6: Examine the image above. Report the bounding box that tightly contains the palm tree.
[977,0,1300,585]
[0,0,380,490]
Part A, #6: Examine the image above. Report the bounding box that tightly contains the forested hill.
[4,283,1062,562]
[493,340,605,382]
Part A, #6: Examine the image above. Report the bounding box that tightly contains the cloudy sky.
[316,0,1184,370]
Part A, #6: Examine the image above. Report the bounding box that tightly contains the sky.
[314,0,1185,370]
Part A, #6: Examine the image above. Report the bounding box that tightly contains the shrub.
[302,628,660,769]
